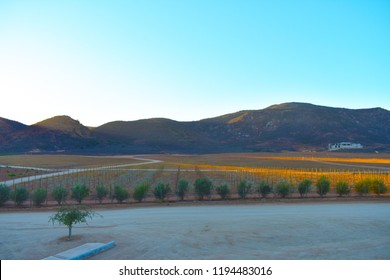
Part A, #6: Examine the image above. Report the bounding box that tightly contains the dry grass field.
[2,152,390,170]
[0,167,50,182]
[0,154,146,169]
[0,154,146,181]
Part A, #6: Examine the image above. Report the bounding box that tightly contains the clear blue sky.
[0,0,389,127]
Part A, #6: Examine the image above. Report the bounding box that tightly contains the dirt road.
[0,202,389,260]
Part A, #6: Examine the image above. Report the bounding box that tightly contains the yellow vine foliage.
[174,162,390,189]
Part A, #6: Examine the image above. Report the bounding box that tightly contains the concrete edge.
[69,241,116,260]
[43,241,116,260]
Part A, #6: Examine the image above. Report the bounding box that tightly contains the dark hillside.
[1,103,389,153]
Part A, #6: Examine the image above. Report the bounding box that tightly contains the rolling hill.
[0,115,97,153]
[1,102,389,153]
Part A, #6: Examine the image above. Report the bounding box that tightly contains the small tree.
[95,185,108,203]
[257,181,272,198]
[194,177,213,201]
[32,188,48,207]
[275,181,293,198]
[153,183,171,202]
[354,178,371,196]
[176,179,189,201]
[51,186,68,205]
[11,187,29,206]
[0,184,11,206]
[370,178,388,196]
[316,176,331,198]
[237,180,252,199]
[113,185,129,203]
[49,206,99,240]
[133,182,149,202]
[335,181,350,197]
[298,179,312,198]
[215,184,230,200]
[71,184,89,204]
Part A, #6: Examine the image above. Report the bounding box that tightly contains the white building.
[328,142,363,151]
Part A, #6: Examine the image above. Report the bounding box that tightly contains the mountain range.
[1,102,389,154]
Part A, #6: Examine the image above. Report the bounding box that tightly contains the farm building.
[328,142,363,151]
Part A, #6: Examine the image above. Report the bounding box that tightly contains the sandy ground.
[0,202,389,260]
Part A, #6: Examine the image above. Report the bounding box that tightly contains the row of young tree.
[0,175,388,207]
[186,176,388,200]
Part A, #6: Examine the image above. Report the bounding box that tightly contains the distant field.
[0,167,50,182]
[0,154,145,169]
[134,152,390,171]
[2,152,390,170]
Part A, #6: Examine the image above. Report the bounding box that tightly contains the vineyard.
[0,153,389,208]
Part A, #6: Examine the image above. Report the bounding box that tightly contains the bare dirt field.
[1,201,389,260]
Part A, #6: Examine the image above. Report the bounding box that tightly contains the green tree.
[0,184,11,206]
[316,176,331,198]
[298,179,312,198]
[153,183,171,201]
[275,181,293,198]
[133,182,149,202]
[49,206,99,240]
[194,177,213,200]
[354,178,371,196]
[95,185,108,203]
[237,180,252,199]
[256,181,272,198]
[176,179,189,201]
[51,186,68,205]
[370,178,388,196]
[11,187,29,206]
[113,185,129,203]
[71,184,89,204]
[335,181,350,197]
[32,188,48,207]
[215,184,230,200]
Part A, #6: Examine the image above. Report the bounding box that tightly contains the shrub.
[113,185,129,203]
[275,181,293,198]
[215,184,230,200]
[237,180,252,199]
[71,184,89,204]
[0,184,11,206]
[298,179,312,198]
[370,178,388,196]
[316,176,331,197]
[49,206,99,240]
[335,181,350,197]
[354,178,371,196]
[256,181,272,198]
[133,182,149,202]
[96,185,108,203]
[51,186,68,205]
[153,183,171,201]
[194,177,213,200]
[176,179,189,201]
[32,188,48,207]
[11,187,29,206]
